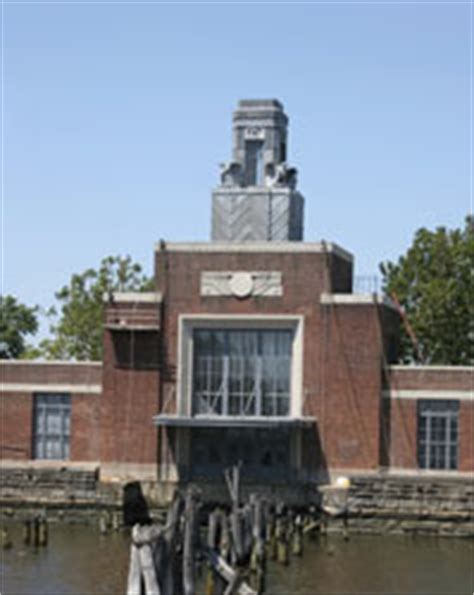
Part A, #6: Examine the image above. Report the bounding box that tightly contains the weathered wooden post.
[291,514,303,557]
[183,488,198,595]
[219,510,231,562]
[276,516,289,566]
[38,516,48,546]
[23,519,32,545]
[33,516,40,547]
[99,511,108,535]
[1,527,12,550]
[206,508,221,595]
[161,491,183,595]
[249,496,266,594]
[112,511,120,531]
[127,524,163,595]
[126,538,142,595]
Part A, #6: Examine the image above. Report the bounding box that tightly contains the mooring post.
[112,511,120,532]
[1,526,12,550]
[23,519,31,545]
[38,516,48,547]
[33,516,40,547]
[276,516,289,566]
[342,511,349,541]
[292,514,303,556]
[183,488,197,595]
[126,540,142,595]
[99,511,108,535]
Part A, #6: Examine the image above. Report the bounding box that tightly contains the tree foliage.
[0,295,39,359]
[380,216,474,365]
[40,255,154,361]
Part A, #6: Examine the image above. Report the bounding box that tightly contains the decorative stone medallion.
[201,271,282,298]
[229,272,254,298]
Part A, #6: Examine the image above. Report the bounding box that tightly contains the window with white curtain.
[33,394,71,460]
[417,399,459,470]
[192,329,292,417]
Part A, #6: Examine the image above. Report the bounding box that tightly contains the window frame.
[192,328,293,417]
[417,399,459,471]
[33,393,72,460]
[177,315,304,419]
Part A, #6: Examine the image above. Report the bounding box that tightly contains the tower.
[211,99,304,242]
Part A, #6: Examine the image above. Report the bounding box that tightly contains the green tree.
[0,295,39,358]
[380,216,474,365]
[40,255,154,361]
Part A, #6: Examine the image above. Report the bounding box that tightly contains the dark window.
[33,394,71,460]
[112,332,160,370]
[190,427,290,479]
[244,140,264,186]
[417,400,459,470]
[193,329,292,417]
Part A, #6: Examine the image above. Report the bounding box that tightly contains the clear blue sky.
[3,1,472,339]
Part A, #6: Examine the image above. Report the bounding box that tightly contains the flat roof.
[102,292,162,303]
[153,414,316,429]
[320,293,398,311]
[155,241,353,263]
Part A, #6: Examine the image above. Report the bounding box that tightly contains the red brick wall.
[0,392,33,460]
[459,400,473,472]
[387,367,473,472]
[1,361,101,385]
[388,398,418,469]
[319,304,388,470]
[0,361,101,463]
[154,246,391,473]
[389,367,471,391]
[99,331,160,464]
[0,391,101,462]
[70,394,101,461]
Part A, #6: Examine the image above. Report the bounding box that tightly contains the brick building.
[1,100,472,501]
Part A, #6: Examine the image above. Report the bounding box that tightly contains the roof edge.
[154,241,353,263]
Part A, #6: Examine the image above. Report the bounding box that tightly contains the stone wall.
[346,474,473,537]
[1,466,472,536]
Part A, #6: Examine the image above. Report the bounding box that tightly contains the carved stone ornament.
[266,162,298,190]
[229,272,254,298]
[244,127,265,140]
[201,271,283,298]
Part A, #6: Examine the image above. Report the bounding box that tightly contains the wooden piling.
[23,519,32,545]
[38,517,48,547]
[112,512,120,531]
[275,517,289,566]
[1,527,12,550]
[183,489,197,595]
[99,512,108,535]
[33,516,40,547]
[291,515,303,556]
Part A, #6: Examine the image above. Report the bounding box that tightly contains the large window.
[193,329,292,417]
[33,394,71,460]
[417,400,459,470]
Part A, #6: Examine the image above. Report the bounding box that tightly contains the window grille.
[193,329,292,417]
[417,399,459,470]
[33,394,71,460]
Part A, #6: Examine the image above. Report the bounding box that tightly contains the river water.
[1,524,473,594]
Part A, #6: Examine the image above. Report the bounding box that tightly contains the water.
[1,524,473,594]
